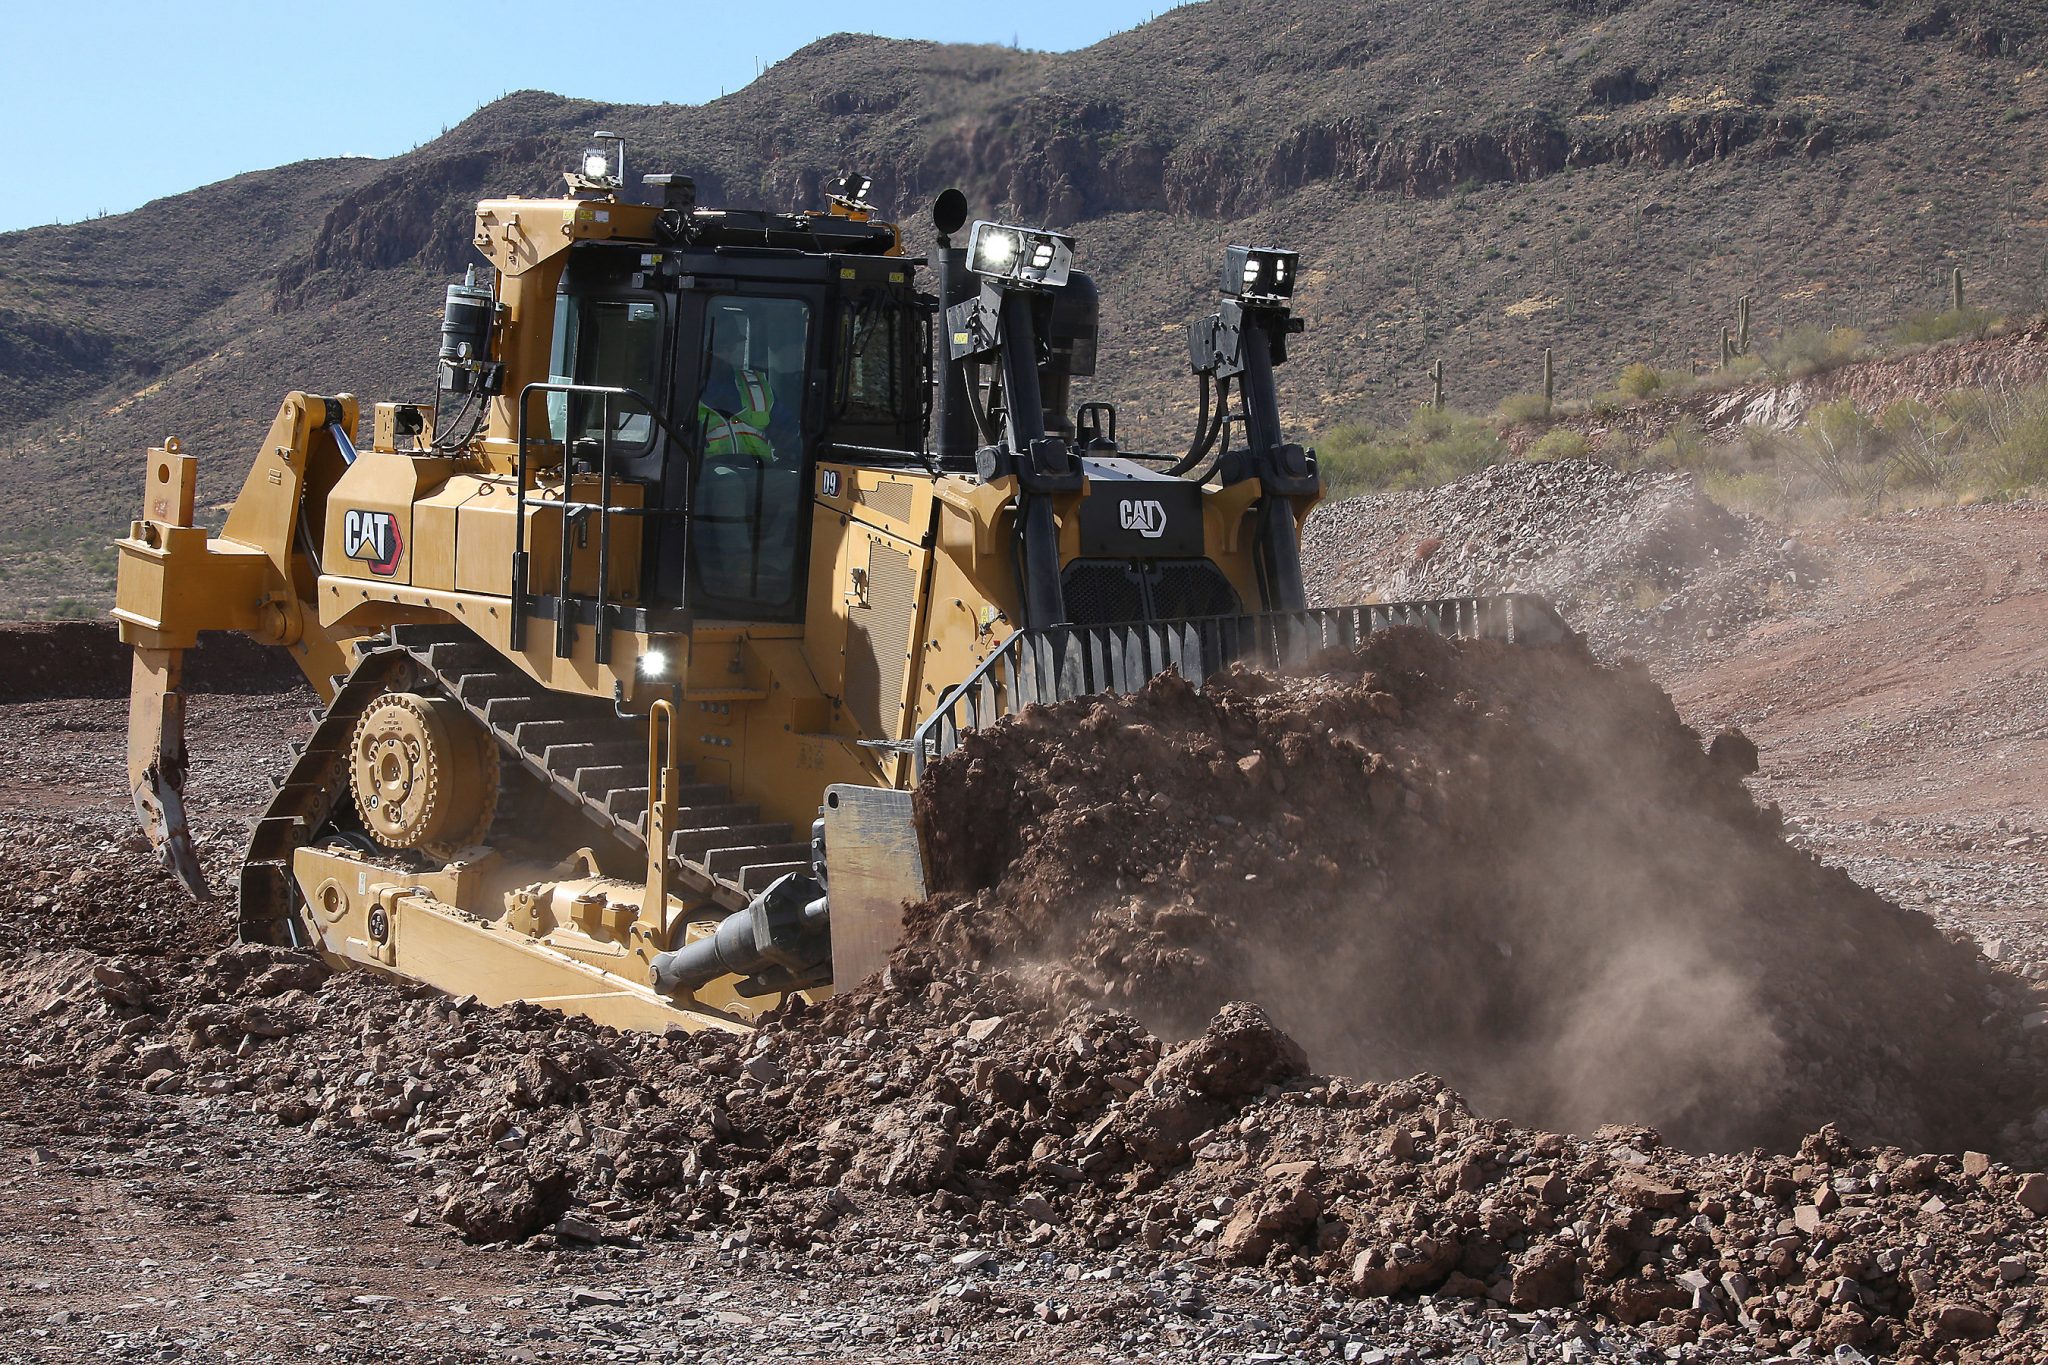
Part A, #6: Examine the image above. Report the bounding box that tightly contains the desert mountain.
[1,0,2042,611]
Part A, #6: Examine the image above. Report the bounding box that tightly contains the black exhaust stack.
[930,190,979,468]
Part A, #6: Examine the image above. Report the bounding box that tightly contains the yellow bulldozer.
[114,139,1563,1033]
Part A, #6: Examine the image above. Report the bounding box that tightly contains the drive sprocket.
[347,691,499,856]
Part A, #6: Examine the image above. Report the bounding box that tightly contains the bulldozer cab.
[537,238,925,623]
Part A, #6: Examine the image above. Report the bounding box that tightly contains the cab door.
[674,289,821,622]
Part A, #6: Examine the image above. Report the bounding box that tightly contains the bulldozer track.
[237,647,414,946]
[239,625,812,945]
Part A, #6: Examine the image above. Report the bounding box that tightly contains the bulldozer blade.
[129,646,211,901]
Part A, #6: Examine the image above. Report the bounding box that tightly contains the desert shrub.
[1526,428,1590,462]
[1585,392,1623,418]
[1315,408,1507,497]
[1497,392,1554,424]
[1953,383,2048,495]
[1616,362,1664,400]
[1642,415,1719,473]
[1779,399,1889,507]
[1763,326,1865,380]
[1892,307,1994,347]
[1874,399,1959,494]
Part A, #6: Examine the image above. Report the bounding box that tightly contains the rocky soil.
[6,612,2048,1362]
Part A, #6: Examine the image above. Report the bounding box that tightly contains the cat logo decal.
[342,509,403,576]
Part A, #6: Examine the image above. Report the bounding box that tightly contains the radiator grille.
[1060,558,1241,626]
[843,543,918,739]
[857,481,914,523]
[1149,560,1242,620]
[1061,561,1146,627]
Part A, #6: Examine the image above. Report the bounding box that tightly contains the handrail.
[512,381,694,662]
[907,594,1569,780]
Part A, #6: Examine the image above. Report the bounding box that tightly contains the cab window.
[547,295,663,447]
[835,298,907,423]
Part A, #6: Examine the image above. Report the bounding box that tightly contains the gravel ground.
[1302,461,1817,668]
[6,485,2048,1362]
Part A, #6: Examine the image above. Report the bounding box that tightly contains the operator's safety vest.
[699,367,777,462]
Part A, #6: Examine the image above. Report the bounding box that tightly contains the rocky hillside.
[2,0,2044,612]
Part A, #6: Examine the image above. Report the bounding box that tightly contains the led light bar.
[1224,245,1298,302]
[966,220,1076,289]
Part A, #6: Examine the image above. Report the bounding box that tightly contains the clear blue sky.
[0,0,1186,233]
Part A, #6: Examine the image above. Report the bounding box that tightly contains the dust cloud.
[911,628,2039,1155]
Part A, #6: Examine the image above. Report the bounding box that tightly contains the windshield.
[690,295,812,618]
[548,294,663,446]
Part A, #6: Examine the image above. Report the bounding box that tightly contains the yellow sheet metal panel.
[841,529,929,743]
[456,477,537,595]
[844,467,932,540]
[320,454,466,587]
[803,468,856,702]
[411,474,497,592]
[453,472,644,600]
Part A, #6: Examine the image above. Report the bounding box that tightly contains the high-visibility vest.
[733,368,774,430]
[699,368,777,462]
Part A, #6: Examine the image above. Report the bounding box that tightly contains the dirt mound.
[912,628,2048,1159]
[0,621,304,701]
[1302,462,1815,664]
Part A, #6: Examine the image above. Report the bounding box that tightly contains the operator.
[698,322,777,463]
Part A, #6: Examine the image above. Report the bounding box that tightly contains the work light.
[966,220,1074,289]
[578,131,625,189]
[1225,245,1298,302]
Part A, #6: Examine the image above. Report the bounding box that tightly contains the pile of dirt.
[915,628,2048,1160]
[1302,461,1816,665]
